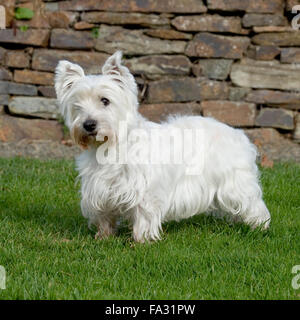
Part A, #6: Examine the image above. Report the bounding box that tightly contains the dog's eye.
[101,97,110,106]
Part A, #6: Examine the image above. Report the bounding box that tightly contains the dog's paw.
[94,231,112,240]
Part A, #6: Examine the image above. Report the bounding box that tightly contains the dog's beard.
[71,125,108,149]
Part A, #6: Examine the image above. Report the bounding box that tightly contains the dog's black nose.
[83,119,97,132]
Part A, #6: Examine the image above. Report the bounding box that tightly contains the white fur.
[55,51,271,242]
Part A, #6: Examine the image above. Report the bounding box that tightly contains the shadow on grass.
[164,214,248,234]
[4,198,269,244]
[117,213,269,244]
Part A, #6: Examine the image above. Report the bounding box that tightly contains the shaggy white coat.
[55,51,271,242]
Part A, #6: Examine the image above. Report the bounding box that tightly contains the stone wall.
[0,0,300,161]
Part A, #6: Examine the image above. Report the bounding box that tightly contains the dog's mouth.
[79,134,108,149]
[85,132,109,147]
[87,130,108,144]
[71,126,109,149]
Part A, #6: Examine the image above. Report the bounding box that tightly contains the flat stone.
[0,95,9,105]
[139,103,202,122]
[81,12,170,27]
[32,49,109,74]
[172,15,246,34]
[5,50,30,68]
[126,55,191,78]
[281,48,300,63]
[45,2,59,11]
[245,128,300,162]
[14,70,54,86]
[0,139,81,159]
[0,115,63,142]
[8,97,59,119]
[229,87,251,101]
[0,81,37,96]
[48,11,78,28]
[38,86,56,98]
[73,21,95,30]
[192,59,233,80]
[253,26,295,33]
[255,46,280,60]
[252,32,300,46]
[144,29,192,40]
[198,79,229,101]
[242,14,287,27]
[0,29,50,47]
[0,67,12,81]
[59,0,207,13]
[255,108,294,129]
[207,0,284,13]
[95,25,186,55]
[246,90,300,110]
[201,100,256,127]
[246,89,300,104]
[50,29,95,49]
[230,59,300,91]
[185,33,250,59]
[146,78,229,103]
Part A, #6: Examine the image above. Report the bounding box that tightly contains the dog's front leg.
[132,205,162,243]
[94,215,117,240]
[81,200,117,239]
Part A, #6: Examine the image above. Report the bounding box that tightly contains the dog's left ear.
[55,60,85,102]
[102,51,137,95]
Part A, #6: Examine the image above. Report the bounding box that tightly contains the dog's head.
[55,51,138,149]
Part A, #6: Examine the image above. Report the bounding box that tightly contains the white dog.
[55,51,271,242]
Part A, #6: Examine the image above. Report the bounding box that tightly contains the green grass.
[0,158,299,300]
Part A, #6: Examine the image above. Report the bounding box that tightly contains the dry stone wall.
[0,0,300,161]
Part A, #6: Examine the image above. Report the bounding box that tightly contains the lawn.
[0,157,299,300]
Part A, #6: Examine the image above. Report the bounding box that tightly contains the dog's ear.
[55,60,85,101]
[102,51,137,95]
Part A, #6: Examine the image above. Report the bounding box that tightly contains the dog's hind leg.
[215,168,271,230]
[238,198,270,230]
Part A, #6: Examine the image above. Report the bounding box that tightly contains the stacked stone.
[0,0,299,160]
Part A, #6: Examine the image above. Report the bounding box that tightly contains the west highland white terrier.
[55,51,271,242]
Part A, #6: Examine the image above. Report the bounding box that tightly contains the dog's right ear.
[102,51,138,95]
[55,60,85,101]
